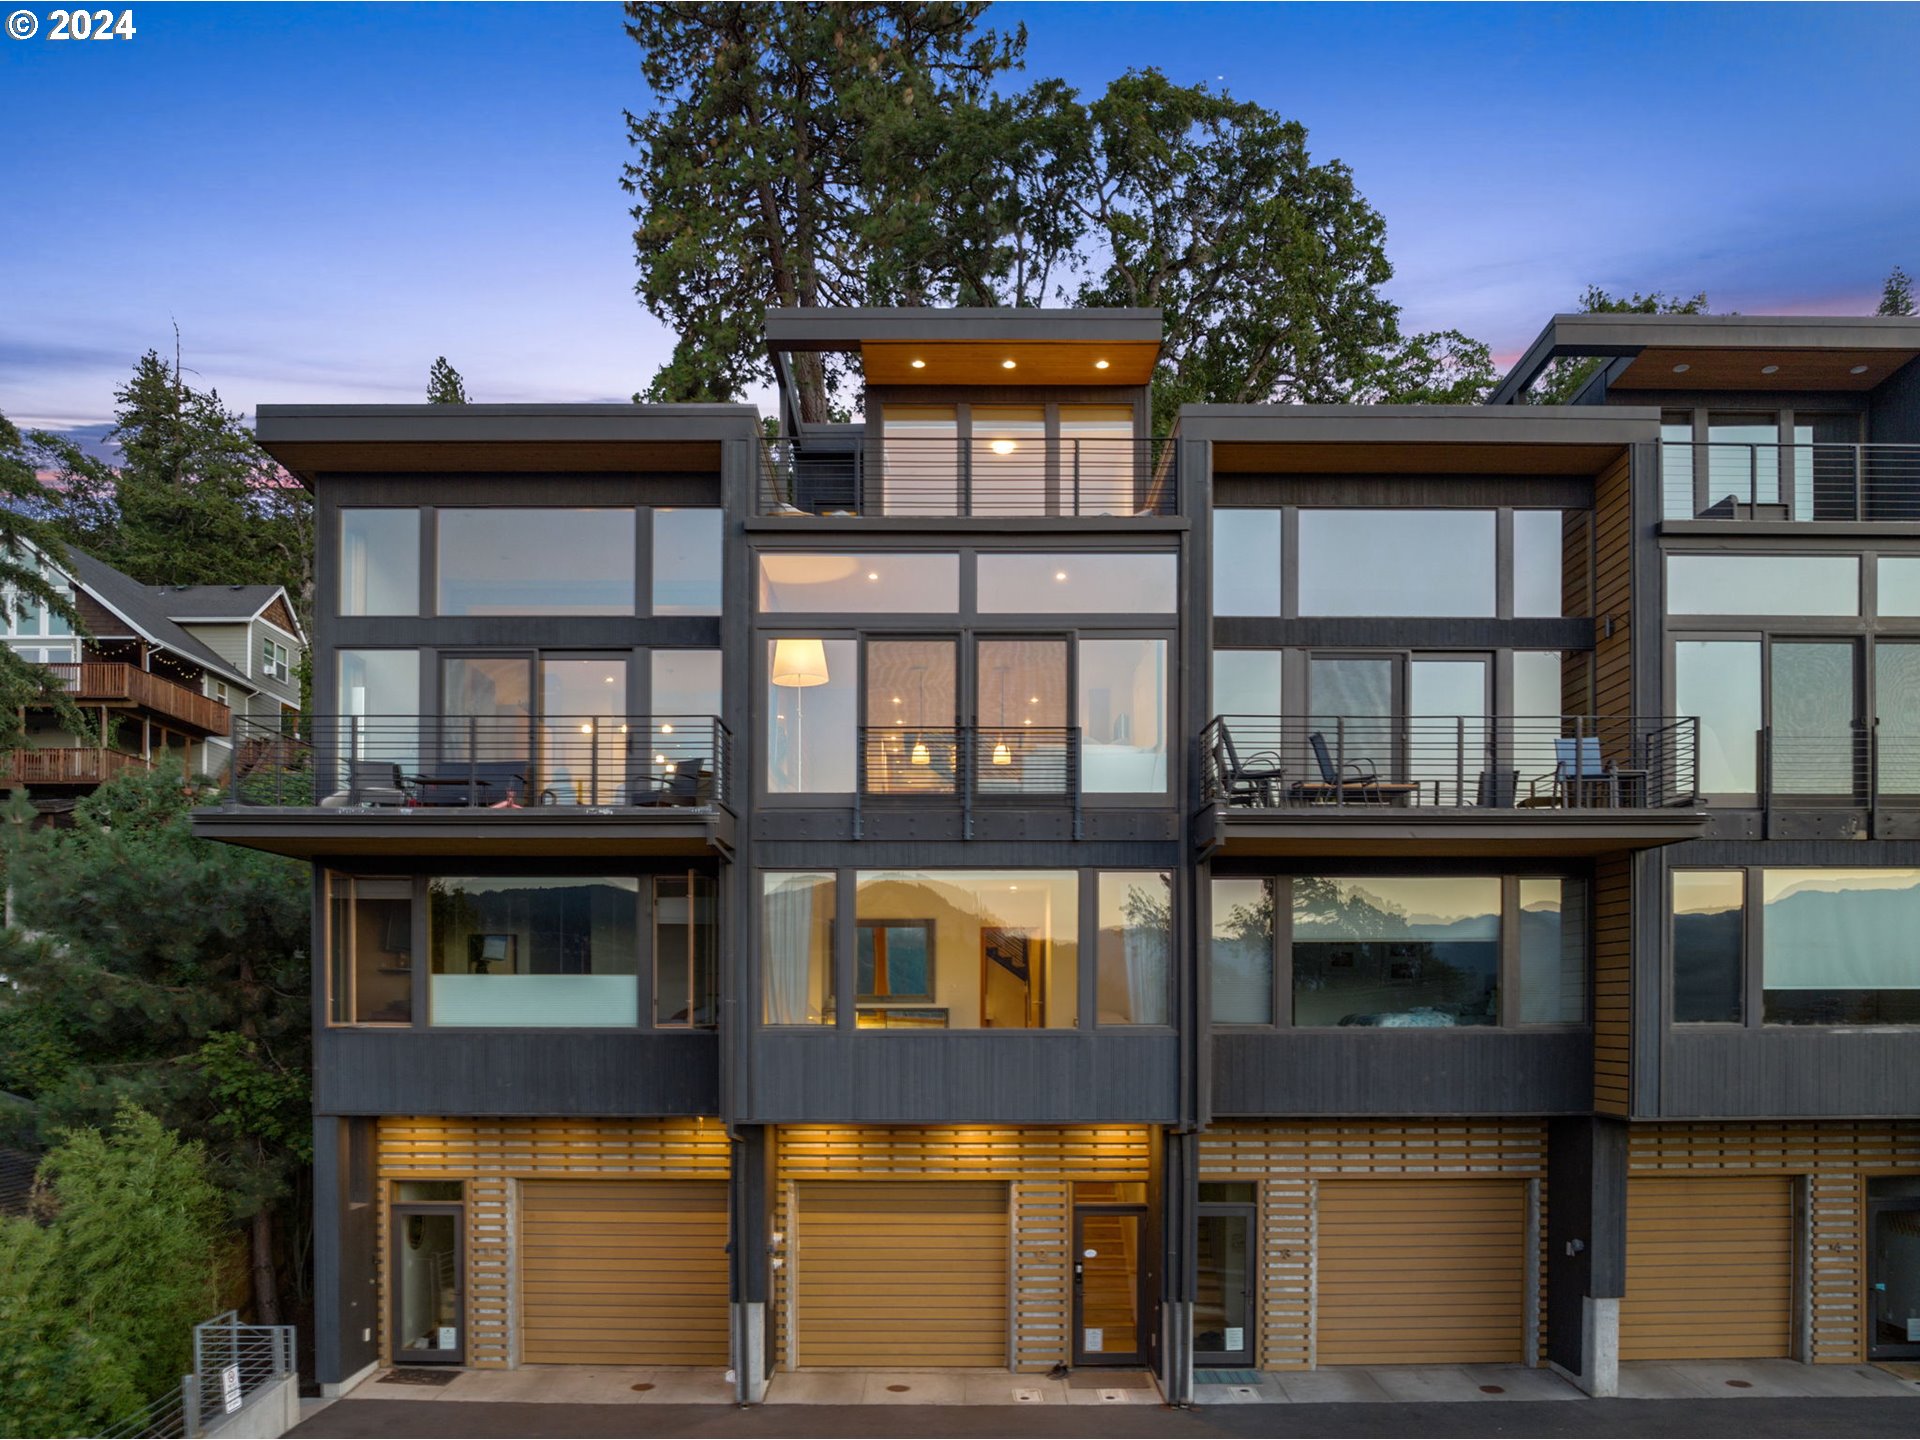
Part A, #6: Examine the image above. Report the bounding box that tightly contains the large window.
[1212,650,1282,721]
[1666,554,1859,618]
[1879,558,1920,617]
[436,509,635,616]
[1297,511,1495,617]
[650,649,721,724]
[852,871,1079,1028]
[976,553,1177,614]
[654,873,717,1027]
[1512,511,1564,618]
[762,872,837,1025]
[1213,510,1282,617]
[1096,872,1172,1025]
[1673,868,1920,1026]
[757,553,959,613]
[652,509,722,615]
[328,876,413,1024]
[766,638,857,793]
[428,877,639,1026]
[1079,638,1168,793]
[1292,877,1502,1027]
[1518,878,1586,1024]
[340,509,419,616]
[1210,878,1274,1024]
[337,649,420,773]
[1675,640,1761,795]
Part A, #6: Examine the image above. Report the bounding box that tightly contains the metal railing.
[1202,714,1701,811]
[100,1311,297,1440]
[1763,725,1920,805]
[854,723,1082,838]
[1660,441,1920,522]
[222,713,732,811]
[760,436,1178,517]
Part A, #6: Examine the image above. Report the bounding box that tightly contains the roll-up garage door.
[1317,1178,1529,1365]
[796,1181,1008,1367]
[1622,1175,1793,1361]
[520,1180,729,1364]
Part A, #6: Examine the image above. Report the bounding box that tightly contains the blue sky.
[2,2,1915,430]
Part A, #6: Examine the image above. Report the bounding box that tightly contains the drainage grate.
[378,1369,460,1387]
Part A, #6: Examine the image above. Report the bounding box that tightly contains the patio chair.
[1210,724,1285,807]
[346,760,415,807]
[1535,737,1645,808]
[1292,731,1421,806]
[629,757,707,807]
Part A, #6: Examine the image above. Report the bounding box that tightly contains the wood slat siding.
[519,1180,728,1365]
[1592,855,1633,1117]
[771,1126,1151,1372]
[375,1117,729,1368]
[1200,1121,1548,1371]
[1630,1122,1920,1363]
[1622,1176,1792,1360]
[794,1182,1009,1368]
[1590,449,1633,719]
[1317,1179,1528,1365]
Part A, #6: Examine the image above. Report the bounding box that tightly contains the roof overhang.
[255,404,762,483]
[1489,314,1920,405]
[764,307,1164,388]
[1182,404,1659,476]
[191,807,735,859]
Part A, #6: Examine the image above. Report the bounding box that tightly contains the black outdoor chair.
[346,759,416,807]
[629,757,708,807]
[1211,724,1285,807]
[1293,731,1421,806]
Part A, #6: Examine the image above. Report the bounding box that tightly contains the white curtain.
[763,878,818,1023]
[1122,892,1170,1025]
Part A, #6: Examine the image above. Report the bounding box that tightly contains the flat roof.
[763,307,1163,351]
[1489,313,1920,405]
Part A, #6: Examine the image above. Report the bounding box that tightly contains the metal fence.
[1203,714,1701,811]
[99,1311,297,1440]
[760,436,1178,517]
[223,714,731,811]
[1660,441,1920,522]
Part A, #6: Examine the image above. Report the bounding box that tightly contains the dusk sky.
[3,2,1916,432]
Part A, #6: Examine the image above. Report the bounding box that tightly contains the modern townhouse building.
[2,542,301,799]
[195,307,1920,1404]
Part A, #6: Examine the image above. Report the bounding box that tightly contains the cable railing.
[223,713,731,811]
[1763,726,1920,805]
[1202,714,1701,811]
[1660,441,1920,522]
[99,1310,297,1440]
[854,724,1082,838]
[760,436,1178,517]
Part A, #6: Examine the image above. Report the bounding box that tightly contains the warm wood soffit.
[1611,347,1916,392]
[861,340,1159,386]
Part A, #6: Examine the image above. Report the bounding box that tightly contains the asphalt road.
[292,1396,1920,1439]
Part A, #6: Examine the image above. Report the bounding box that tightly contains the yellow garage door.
[796,1181,1007,1368]
[520,1180,729,1365]
[1317,1178,1529,1365]
[1622,1175,1793,1361]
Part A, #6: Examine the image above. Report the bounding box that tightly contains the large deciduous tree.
[0,769,310,1325]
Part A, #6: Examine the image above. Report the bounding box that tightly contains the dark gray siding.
[314,1030,720,1116]
[1211,1028,1592,1116]
[1870,356,1920,444]
[1664,1029,1920,1118]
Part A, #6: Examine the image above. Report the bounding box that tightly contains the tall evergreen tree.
[0,770,310,1324]
[1879,266,1916,317]
[427,356,470,403]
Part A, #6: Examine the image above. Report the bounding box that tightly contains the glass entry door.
[391,1202,464,1364]
[1073,1203,1147,1365]
[1196,1185,1256,1365]
[1869,1177,1920,1360]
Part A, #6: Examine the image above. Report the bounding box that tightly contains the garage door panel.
[1317,1179,1527,1366]
[1621,1176,1792,1363]
[520,1179,729,1366]
[796,1181,1008,1369]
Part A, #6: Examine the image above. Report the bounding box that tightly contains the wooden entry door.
[1073,1205,1148,1366]
[390,1204,464,1365]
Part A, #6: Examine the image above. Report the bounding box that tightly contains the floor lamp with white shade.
[770,638,831,791]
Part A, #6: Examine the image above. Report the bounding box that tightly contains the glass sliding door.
[881,406,958,515]
[541,658,627,804]
[970,406,1046,516]
[1409,656,1489,806]
[1770,641,1859,798]
[1079,638,1169,794]
[1879,644,1920,798]
[1308,655,1395,784]
[1675,640,1762,798]
[1706,414,1781,511]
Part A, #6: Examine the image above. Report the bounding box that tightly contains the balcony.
[1200,714,1708,857]
[1661,441,1920,523]
[46,661,231,735]
[758,437,1177,518]
[1762,726,1920,839]
[191,714,735,858]
[0,746,152,787]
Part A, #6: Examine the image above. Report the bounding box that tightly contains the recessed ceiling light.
[1054,570,1068,581]
[866,571,880,581]
[1672,363,1690,374]
[1761,364,1779,375]
[1001,358,1017,370]
[1094,359,1110,370]
[910,358,926,369]
[1851,364,1870,375]
[989,438,1017,455]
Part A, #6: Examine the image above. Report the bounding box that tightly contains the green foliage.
[427,356,470,404]
[0,767,311,1228]
[0,416,101,749]
[31,350,313,628]
[1880,265,1916,317]
[0,1105,224,1438]
[1529,285,1711,404]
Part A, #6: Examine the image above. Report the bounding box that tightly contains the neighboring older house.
[0,544,305,795]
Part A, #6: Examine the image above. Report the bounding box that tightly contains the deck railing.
[1763,726,1920,806]
[41,661,233,734]
[760,436,1177,517]
[1203,714,1701,811]
[1660,441,1920,522]
[854,724,1082,838]
[1,746,152,786]
[223,713,731,811]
